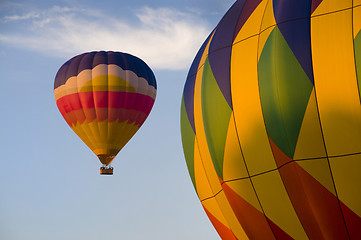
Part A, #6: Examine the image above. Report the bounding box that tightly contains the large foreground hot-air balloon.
[181,0,361,239]
[55,51,156,175]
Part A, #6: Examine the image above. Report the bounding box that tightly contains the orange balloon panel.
[55,51,156,166]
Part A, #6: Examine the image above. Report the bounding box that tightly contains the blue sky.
[0,0,234,239]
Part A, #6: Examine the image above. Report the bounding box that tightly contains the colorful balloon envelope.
[55,51,156,174]
[181,0,361,239]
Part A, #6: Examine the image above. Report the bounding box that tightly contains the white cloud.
[3,12,40,21]
[0,5,211,70]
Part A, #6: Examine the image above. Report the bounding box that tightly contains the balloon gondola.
[54,51,157,175]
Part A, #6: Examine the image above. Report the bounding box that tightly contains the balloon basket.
[100,166,113,175]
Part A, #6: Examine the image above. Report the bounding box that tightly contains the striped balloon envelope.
[181,0,361,239]
[55,51,156,174]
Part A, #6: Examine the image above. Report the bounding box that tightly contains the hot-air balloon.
[55,51,156,175]
[181,0,361,239]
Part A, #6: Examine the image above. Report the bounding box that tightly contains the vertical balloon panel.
[180,0,361,239]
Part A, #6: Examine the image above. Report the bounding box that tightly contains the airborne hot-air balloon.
[181,0,361,239]
[55,51,156,175]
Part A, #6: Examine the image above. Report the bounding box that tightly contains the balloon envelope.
[181,0,361,239]
[55,51,156,167]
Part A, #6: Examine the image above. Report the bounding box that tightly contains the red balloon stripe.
[57,91,154,113]
[56,91,154,126]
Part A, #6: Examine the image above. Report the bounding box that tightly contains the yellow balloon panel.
[252,171,307,239]
[330,154,361,217]
[312,0,352,16]
[72,120,139,157]
[311,9,361,156]
[194,68,223,194]
[234,0,267,43]
[259,0,276,32]
[194,139,219,201]
[222,112,248,181]
[293,89,327,160]
[354,4,361,36]
[231,37,278,176]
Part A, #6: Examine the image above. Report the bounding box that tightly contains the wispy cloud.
[0,5,211,70]
[3,11,40,21]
